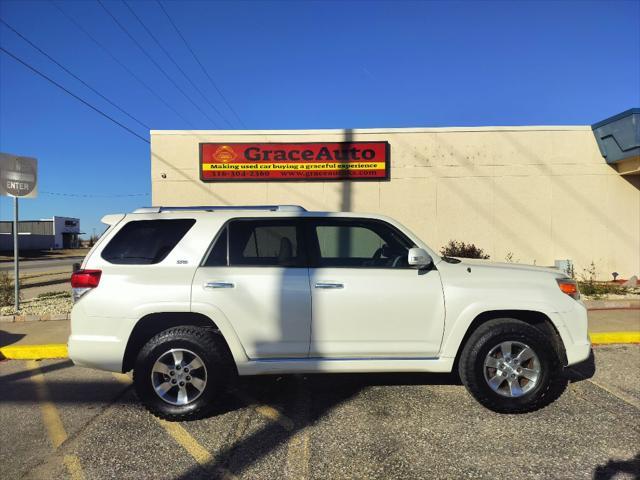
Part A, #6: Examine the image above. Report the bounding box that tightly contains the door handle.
[314,282,344,289]
[204,281,235,289]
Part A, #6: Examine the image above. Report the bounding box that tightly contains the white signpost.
[0,153,38,311]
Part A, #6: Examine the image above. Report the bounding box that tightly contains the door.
[307,218,445,358]
[191,218,311,359]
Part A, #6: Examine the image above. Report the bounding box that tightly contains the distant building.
[0,216,81,250]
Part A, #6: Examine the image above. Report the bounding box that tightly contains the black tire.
[458,318,567,413]
[133,326,233,421]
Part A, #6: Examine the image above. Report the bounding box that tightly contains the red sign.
[200,142,389,181]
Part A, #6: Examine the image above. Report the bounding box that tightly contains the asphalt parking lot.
[1,345,639,480]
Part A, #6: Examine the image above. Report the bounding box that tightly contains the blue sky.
[0,0,639,238]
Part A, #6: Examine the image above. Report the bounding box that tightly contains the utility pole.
[13,196,19,310]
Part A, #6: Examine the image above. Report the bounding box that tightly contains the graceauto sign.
[199,142,390,181]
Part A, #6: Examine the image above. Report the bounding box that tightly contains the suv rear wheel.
[458,318,567,413]
[133,326,232,420]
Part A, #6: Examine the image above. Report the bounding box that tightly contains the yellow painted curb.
[0,344,68,360]
[589,331,640,345]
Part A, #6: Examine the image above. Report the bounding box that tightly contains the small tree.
[440,240,490,259]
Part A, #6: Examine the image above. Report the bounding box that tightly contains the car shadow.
[208,371,463,417]
[173,370,466,479]
[593,453,640,479]
[0,330,26,349]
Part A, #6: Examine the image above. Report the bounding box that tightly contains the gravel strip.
[0,292,72,316]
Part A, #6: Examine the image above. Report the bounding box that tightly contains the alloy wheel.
[151,348,208,405]
[483,341,541,398]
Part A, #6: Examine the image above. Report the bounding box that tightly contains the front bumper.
[553,300,591,366]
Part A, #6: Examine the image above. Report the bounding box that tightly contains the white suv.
[69,205,591,420]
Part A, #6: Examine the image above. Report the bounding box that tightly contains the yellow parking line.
[114,378,293,431]
[1,344,67,360]
[231,389,295,430]
[589,331,640,345]
[156,418,213,463]
[63,454,86,480]
[111,375,212,462]
[155,419,238,479]
[285,383,311,480]
[255,405,295,431]
[111,373,236,479]
[27,360,86,479]
[28,360,68,448]
[112,372,132,385]
[286,429,310,480]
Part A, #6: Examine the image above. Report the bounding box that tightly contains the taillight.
[557,278,580,300]
[71,269,101,302]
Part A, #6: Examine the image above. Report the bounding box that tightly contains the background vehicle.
[69,205,590,420]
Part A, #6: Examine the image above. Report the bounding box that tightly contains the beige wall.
[151,127,640,279]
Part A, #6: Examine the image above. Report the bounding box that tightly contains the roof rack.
[132,205,307,214]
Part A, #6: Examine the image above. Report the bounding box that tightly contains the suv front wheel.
[133,326,232,420]
[458,318,567,413]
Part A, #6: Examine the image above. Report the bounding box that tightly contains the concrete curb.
[19,278,69,289]
[0,313,70,323]
[1,333,639,360]
[583,299,640,310]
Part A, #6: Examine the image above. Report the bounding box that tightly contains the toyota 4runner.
[69,205,591,420]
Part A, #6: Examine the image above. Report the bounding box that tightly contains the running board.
[236,357,454,376]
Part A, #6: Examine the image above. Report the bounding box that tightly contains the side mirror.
[408,247,432,268]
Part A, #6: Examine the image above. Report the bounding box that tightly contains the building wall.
[0,234,54,251]
[151,127,640,279]
[53,216,80,249]
[0,216,80,250]
[0,220,53,235]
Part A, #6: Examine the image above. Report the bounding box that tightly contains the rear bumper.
[553,301,591,366]
[68,334,126,372]
[68,303,134,372]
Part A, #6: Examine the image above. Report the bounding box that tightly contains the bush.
[578,281,626,297]
[578,261,627,298]
[0,272,16,307]
[440,240,490,259]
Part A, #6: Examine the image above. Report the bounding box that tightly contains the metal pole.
[13,196,19,311]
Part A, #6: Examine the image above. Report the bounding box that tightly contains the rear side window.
[203,227,227,267]
[226,220,305,267]
[102,219,195,265]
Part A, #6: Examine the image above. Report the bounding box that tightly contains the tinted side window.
[203,227,228,266]
[317,225,385,259]
[229,220,304,267]
[311,220,413,268]
[102,219,195,265]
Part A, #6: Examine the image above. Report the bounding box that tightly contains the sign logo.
[0,153,38,198]
[213,145,237,163]
[200,142,390,182]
